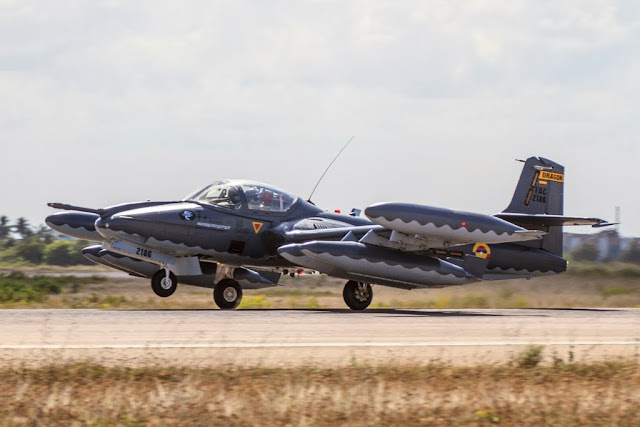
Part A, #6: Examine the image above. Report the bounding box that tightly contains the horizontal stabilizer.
[496,213,613,228]
[592,222,619,228]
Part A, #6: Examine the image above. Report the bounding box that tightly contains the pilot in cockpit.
[259,189,273,210]
[227,187,243,210]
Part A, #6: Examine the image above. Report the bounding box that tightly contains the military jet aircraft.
[46,156,612,310]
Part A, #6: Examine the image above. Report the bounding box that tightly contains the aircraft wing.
[284,202,546,253]
[278,202,545,289]
[359,202,545,251]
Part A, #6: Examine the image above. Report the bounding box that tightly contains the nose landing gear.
[343,280,373,310]
[151,269,178,297]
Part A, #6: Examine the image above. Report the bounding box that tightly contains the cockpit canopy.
[185,180,298,213]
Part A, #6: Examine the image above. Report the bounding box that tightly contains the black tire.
[151,270,178,297]
[343,280,373,310]
[213,279,243,310]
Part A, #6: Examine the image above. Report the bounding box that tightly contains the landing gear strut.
[343,280,372,310]
[213,279,243,310]
[151,269,178,297]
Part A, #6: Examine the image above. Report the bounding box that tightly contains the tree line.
[571,239,640,263]
[0,216,93,266]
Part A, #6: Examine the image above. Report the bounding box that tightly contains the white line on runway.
[1,341,638,350]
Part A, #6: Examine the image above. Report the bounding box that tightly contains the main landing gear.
[151,269,178,297]
[213,279,243,310]
[343,280,373,310]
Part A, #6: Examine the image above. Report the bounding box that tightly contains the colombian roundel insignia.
[472,243,491,259]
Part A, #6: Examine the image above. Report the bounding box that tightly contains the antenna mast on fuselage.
[307,136,355,203]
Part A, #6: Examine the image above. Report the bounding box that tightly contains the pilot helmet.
[260,189,273,205]
[228,187,242,205]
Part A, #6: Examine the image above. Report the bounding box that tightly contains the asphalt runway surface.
[1,308,639,367]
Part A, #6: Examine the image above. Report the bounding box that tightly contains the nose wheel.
[343,280,373,310]
[151,270,178,297]
[213,279,243,309]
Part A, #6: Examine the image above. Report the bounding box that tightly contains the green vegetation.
[567,262,640,278]
[514,345,544,368]
[0,215,95,267]
[570,240,599,262]
[2,361,640,425]
[0,237,95,266]
[621,240,640,264]
[599,285,637,298]
[0,272,105,304]
[238,294,274,309]
[257,288,339,297]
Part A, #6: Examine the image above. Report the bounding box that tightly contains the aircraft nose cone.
[94,217,104,228]
[94,209,165,243]
[94,216,111,239]
[94,216,109,230]
[94,214,131,240]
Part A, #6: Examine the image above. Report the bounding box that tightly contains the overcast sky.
[1,0,639,236]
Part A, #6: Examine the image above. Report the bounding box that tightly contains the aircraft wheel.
[214,279,243,310]
[151,270,178,297]
[343,280,372,310]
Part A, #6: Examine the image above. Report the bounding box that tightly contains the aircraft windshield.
[186,180,298,213]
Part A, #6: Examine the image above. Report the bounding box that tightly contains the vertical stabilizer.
[503,157,565,255]
[504,157,564,216]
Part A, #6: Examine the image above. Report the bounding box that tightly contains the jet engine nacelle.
[365,203,543,244]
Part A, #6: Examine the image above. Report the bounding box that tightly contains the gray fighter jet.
[46,156,612,310]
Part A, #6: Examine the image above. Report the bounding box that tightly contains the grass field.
[2,266,640,425]
[2,359,640,425]
[1,264,640,309]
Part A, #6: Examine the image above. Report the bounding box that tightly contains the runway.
[1,308,639,366]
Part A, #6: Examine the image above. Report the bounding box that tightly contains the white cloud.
[0,0,639,236]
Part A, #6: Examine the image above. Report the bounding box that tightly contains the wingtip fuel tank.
[45,212,102,241]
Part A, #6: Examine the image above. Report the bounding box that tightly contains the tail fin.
[504,157,564,216]
[503,157,565,256]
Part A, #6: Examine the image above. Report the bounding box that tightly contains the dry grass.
[1,266,640,309]
[1,361,640,425]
